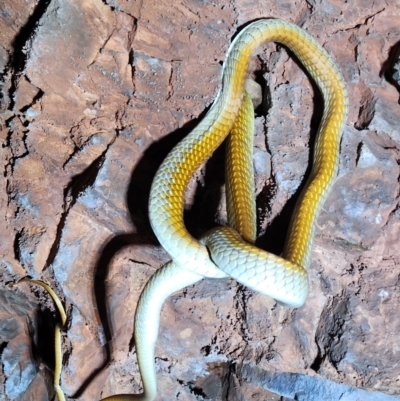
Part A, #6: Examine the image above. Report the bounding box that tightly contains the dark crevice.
[129,49,136,96]
[62,130,90,169]
[34,307,57,371]
[166,60,175,101]
[253,66,271,117]
[128,48,135,66]
[221,362,236,401]
[102,0,116,11]
[19,87,44,113]
[310,344,324,372]
[380,40,400,102]
[256,180,276,237]
[13,230,23,263]
[44,149,110,270]
[8,0,51,111]
[127,259,152,267]
[3,124,30,173]
[355,142,363,166]
[333,8,386,34]
[62,141,86,169]
[10,0,50,73]
[0,341,9,399]
[189,384,208,398]
[201,345,212,356]
[3,114,15,149]
[0,341,8,357]
[310,295,350,373]
[102,0,140,19]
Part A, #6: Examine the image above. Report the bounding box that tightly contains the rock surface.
[1,1,400,400]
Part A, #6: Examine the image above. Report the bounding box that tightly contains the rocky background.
[1,0,400,400]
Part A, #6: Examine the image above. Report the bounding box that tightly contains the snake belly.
[101,18,348,401]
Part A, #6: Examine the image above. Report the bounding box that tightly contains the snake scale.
[11,18,348,401]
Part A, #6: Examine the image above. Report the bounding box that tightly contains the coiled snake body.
[101,18,348,401]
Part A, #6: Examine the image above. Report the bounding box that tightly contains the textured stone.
[238,364,400,401]
[1,1,400,400]
[0,278,39,400]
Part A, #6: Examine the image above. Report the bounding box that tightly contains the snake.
[9,18,348,401]
[100,18,348,401]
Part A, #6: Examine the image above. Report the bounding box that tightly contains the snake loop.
[101,18,348,401]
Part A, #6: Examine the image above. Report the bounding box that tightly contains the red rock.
[1,1,400,400]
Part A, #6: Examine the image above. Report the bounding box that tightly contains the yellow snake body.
[225,91,257,243]
[148,18,347,300]
[115,19,348,401]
